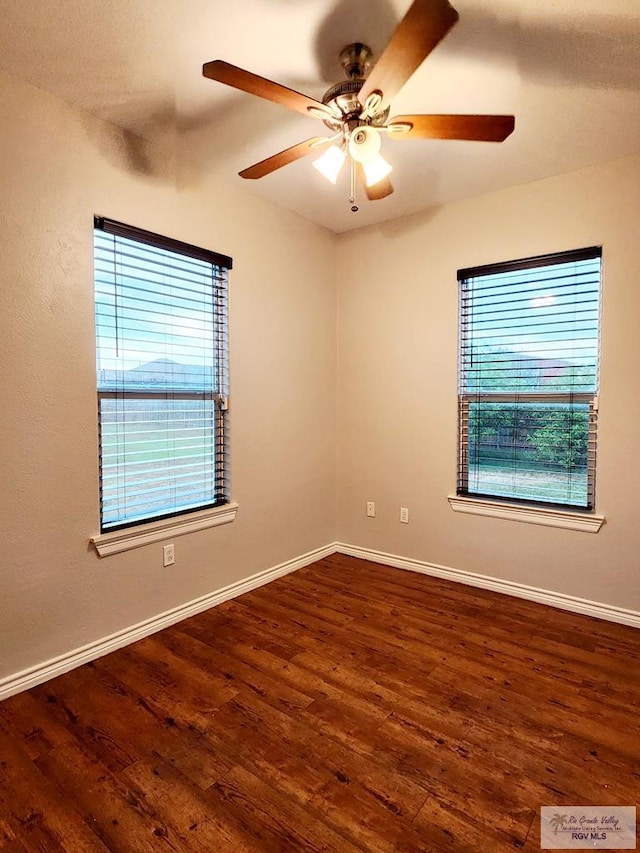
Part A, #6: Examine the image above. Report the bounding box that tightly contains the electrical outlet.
[366,501,376,518]
[400,507,409,524]
[163,543,175,567]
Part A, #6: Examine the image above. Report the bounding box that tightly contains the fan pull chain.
[349,156,358,212]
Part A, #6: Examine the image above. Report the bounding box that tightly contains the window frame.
[93,216,233,535]
[456,246,602,513]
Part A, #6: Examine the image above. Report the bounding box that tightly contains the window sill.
[91,502,239,557]
[448,495,604,533]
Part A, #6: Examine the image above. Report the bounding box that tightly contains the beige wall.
[0,70,337,680]
[337,153,640,611]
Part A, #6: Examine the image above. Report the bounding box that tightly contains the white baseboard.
[3,539,638,701]
[335,542,640,630]
[0,543,336,701]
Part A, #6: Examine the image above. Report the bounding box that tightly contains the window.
[94,217,232,532]
[457,247,601,510]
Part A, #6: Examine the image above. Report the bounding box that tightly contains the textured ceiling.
[0,0,639,233]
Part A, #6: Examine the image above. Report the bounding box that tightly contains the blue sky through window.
[95,234,218,388]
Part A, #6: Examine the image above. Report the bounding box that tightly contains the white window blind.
[458,247,601,510]
[94,217,232,532]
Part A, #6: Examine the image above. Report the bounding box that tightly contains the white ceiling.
[0,0,639,233]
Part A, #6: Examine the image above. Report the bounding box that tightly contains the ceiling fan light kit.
[361,153,393,188]
[348,126,382,164]
[202,0,515,212]
[312,144,346,184]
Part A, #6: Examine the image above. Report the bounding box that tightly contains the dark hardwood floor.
[1,553,639,852]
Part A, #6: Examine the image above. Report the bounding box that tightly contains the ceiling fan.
[202,0,515,212]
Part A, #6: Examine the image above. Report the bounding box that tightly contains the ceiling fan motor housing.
[321,43,389,130]
[321,80,389,129]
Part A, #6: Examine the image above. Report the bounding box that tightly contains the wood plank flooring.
[1,553,639,851]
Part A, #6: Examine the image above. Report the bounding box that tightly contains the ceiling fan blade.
[356,164,394,200]
[239,137,330,180]
[203,60,331,119]
[358,0,459,110]
[388,114,515,141]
